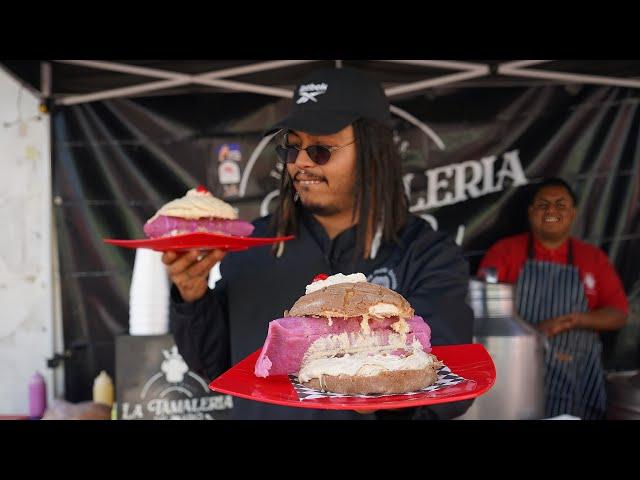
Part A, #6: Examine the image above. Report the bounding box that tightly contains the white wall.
[0,67,57,415]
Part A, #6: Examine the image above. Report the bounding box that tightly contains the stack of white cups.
[129,248,170,336]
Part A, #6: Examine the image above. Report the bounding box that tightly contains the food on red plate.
[143,185,254,239]
[254,273,443,395]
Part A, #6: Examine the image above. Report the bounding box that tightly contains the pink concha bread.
[143,216,254,238]
[143,185,254,238]
[254,315,432,377]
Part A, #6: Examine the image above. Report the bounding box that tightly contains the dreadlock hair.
[270,117,409,262]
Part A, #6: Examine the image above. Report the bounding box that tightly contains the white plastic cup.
[129,249,170,336]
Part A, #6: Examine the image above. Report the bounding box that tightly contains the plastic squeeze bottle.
[28,372,47,419]
[93,371,114,407]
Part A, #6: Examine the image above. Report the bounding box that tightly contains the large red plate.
[104,232,295,252]
[209,344,496,411]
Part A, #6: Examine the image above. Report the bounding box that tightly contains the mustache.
[294,171,325,181]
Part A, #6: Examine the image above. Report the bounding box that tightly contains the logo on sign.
[120,345,233,420]
[160,346,189,383]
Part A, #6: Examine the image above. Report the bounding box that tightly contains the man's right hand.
[162,249,226,303]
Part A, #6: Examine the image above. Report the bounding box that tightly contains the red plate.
[209,344,496,411]
[104,232,295,252]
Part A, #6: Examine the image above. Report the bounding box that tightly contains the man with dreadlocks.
[163,68,474,420]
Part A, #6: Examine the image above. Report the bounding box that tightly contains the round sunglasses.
[275,139,355,166]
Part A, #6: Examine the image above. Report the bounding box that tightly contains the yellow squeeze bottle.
[93,371,114,408]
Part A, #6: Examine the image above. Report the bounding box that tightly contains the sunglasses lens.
[287,147,299,164]
[276,145,300,164]
[277,145,332,165]
[307,146,331,165]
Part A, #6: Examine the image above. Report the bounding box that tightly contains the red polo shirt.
[478,233,628,314]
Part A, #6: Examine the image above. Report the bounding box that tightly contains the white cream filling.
[391,318,409,335]
[298,343,433,383]
[360,314,371,335]
[368,303,401,317]
[305,332,411,358]
[305,273,368,295]
[148,188,238,222]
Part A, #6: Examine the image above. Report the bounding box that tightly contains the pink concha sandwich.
[254,273,443,395]
[143,185,254,239]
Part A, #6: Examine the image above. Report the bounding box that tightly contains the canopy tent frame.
[25,59,640,107]
[498,60,640,89]
[5,60,640,110]
[36,59,498,151]
[49,59,492,105]
[6,59,639,151]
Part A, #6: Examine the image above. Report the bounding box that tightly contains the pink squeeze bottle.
[28,372,47,419]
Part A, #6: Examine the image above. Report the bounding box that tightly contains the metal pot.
[457,279,548,420]
[468,275,516,319]
[605,371,640,420]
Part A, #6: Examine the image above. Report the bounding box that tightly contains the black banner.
[52,85,640,401]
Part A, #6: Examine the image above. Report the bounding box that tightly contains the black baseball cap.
[264,67,392,137]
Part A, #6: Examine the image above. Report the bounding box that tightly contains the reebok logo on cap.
[296,83,328,104]
[264,68,392,137]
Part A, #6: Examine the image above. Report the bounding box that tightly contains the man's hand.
[537,313,582,337]
[161,249,226,303]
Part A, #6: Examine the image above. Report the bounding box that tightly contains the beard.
[292,170,354,217]
[299,197,343,217]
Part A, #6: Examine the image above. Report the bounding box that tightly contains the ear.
[527,204,535,217]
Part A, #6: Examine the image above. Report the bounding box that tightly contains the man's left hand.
[537,313,582,337]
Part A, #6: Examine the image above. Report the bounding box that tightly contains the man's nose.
[545,204,559,215]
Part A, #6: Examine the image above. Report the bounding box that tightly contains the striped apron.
[515,235,607,419]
